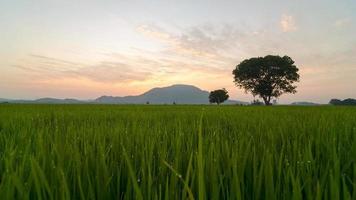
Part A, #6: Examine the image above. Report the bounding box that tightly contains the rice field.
[0,104,355,199]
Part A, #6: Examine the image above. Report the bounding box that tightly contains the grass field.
[0,104,355,199]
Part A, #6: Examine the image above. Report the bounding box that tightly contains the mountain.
[34,98,84,104]
[0,98,86,104]
[96,84,246,104]
[0,84,247,105]
[0,98,10,103]
[291,101,320,106]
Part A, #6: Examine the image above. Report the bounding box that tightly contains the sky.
[0,0,355,103]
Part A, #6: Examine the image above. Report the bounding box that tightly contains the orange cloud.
[280,14,297,32]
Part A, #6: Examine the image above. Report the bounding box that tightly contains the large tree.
[233,55,299,105]
[209,89,229,105]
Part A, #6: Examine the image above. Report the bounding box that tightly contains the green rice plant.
[0,104,355,199]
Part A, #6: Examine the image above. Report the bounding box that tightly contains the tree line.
[329,98,356,105]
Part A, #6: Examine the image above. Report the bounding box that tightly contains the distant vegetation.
[250,99,264,105]
[233,55,299,105]
[329,98,356,105]
[0,105,356,199]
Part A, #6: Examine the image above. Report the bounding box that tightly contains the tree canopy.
[209,89,229,105]
[329,98,356,105]
[232,55,299,105]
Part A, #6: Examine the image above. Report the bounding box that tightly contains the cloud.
[136,24,177,45]
[136,23,300,62]
[29,54,82,67]
[14,55,153,83]
[334,18,351,27]
[72,62,152,83]
[136,24,244,61]
[280,14,297,32]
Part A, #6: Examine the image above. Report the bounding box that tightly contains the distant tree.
[146,101,150,105]
[329,99,342,105]
[233,55,300,105]
[209,89,229,105]
[173,101,176,105]
[330,98,356,105]
[342,98,356,105]
[251,99,264,105]
[272,99,278,105]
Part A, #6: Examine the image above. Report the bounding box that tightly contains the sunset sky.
[1,0,355,103]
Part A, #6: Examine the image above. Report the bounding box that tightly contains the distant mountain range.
[290,101,320,106]
[0,84,247,105]
[0,98,86,104]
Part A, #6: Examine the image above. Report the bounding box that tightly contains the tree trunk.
[262,96,272,106]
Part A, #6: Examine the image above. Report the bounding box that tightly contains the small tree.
[232,55,299,105]
[209,89,229,105]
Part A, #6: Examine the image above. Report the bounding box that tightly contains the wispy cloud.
[73,62,152,83]
[334,18,351,27]
[136,24,244,61]
[29,54,83,67]
[280,14,297,32]
[14,55,153,83]
[136,24,177,45]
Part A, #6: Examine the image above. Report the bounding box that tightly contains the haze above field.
[1,0,355,104]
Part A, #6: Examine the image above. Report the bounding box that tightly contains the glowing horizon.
[1,0,355,103]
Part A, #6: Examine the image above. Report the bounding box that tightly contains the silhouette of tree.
[342,98,356,105]
[209,89,229,105]
[233,55,299,105]
[330,98,356,105]
[329,99,342,105]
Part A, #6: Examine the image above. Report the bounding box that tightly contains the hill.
[95,84,246,104]
[34,98,84,104]
[0,85,246,105]
[291,101,320,106]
